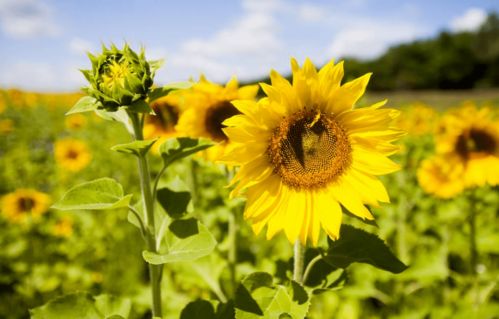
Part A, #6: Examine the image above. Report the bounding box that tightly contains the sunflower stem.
[228,210,238,296]
[293,240,305,284]
[129,111,163,318]
[469,190,479,308]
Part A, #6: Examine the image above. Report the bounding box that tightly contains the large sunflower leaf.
[29,292,130,319]
[52,178,132,211]
[142,218,216,265]
[324,224,407,274]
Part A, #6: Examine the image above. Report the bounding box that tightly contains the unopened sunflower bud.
[81,44,155,112]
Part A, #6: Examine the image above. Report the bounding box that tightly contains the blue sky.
[0,0,498,91]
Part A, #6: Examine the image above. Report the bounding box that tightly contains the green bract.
[81,44,158,112]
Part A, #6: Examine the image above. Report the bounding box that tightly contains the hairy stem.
[293,240,305,284]
[130,112,163,317]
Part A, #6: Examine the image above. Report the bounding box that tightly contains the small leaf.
[324,224,408,274]
[148,82,192,102]
[234,274,310,319]
[148,59,164,73]
[124,99,153,114]
[156,187,191,219]
[94,294,131,319]
[142,218,216,265]
[160,137,213,167]
[66,96,100,115]
[111,139,157,156]
[29,292,130,319]
[52,178,132,211]
[180,299,216,319]
[30,292,102,319]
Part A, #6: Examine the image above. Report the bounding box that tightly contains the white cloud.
[450,8,487,32]
[297,4,327,22]
[69,37,95,55]
[327,20,426,59]
[0,0,60,38]
[0,61,84,91]
[161,0,284,83]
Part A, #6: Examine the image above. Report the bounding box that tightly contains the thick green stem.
[293,240,305,284]
[228,211,237,296]
[130,112,163,317]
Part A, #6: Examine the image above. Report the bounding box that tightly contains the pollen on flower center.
[455,128,497,159]
[204,100,241,142]
[268,109,352,190]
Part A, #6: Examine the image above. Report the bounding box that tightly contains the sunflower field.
[0,47,498,319]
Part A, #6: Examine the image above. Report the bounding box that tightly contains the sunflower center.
[18,197,35,212]
[455,128,497,159]
[101,56,131,90]
[204,101,240,142]
[268,109,352,189]
[150,101,179,132]
[66,149,79,160]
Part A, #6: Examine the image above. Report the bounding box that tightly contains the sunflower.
[397,102,438,136]
[54,139,92,172]
[52,217,74,237]
[417,155,465,198]
[221,58,403,245]
[0,119,13,135]
[143,92,183,152]
[435,104,499,188]
[1,189,51,223]
[65,114,87,130]
[175,76,259,160]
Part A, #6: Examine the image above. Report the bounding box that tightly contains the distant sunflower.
[0,119,13,135]
[54,139,92,172]
[52,217,74,237]
[175,76,259,160]
[435,105,499,187]
[221,58,403,245]
[417,155,465,198]
[397,103,438,136]
[1,189,51,223]
[143,93,182,152]
[65,114,87,130]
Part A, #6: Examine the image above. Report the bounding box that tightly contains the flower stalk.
[129,111,163,317]
[293,240,305,284]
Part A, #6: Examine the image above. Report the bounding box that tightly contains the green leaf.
[235,273,310,319]
[160,137,213,167]
[148,82,192,102]
[123,99,153,114]
[29,292,130,319]
[94,295,131,319]
[66,96,100,115]
[111,139,157,156]
[52,178,132,211]
[142,218,217,265]
[156,187,191,219]
[148,59,164,73]
[323,224,407,274]
[94,109,134,134]
[180,299,216,319]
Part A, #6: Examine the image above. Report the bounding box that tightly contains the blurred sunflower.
[417,155,465,198]
[143,93,182,152]
[0,94,5,113]
[52,217,74,237]
[65,114,87,130]
[1,189,51,223]
[54,139,92,172]
[0,119,13,134]
[221,58,403,245]
[175,76,259,160]
[397,103,438,136]
[435,104,499,187]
